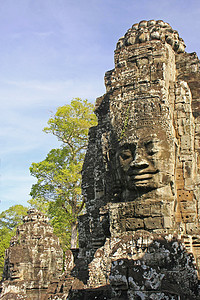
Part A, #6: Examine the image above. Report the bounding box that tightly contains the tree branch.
[77,197,85,214]
[61,203,70,215]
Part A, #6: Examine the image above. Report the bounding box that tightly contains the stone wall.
[1,20,200,300]
[71,20,200,299]
[0,209,63,300]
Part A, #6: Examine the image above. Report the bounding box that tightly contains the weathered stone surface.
[71,19,200,298]
[67,286,112,300]
[109,233,199,299]
[0,209,63,300]
[2,19,200,299]
[69,232,200,299]
[115,20,186,54]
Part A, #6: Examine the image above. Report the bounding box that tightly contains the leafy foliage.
[0,205,28,278]
[0,205,28,231]
[27,197,49,214]
[30,98,97,248]
[49,202,72,251]
[0,228,13,279]
[43,98,97,153]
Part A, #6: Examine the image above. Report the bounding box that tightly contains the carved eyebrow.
[144,139,160,146]
[121,143,130,150]
[119,143,136,151]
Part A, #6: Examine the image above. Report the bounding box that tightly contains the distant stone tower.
[70,20,200,299]
[0,209,63,300]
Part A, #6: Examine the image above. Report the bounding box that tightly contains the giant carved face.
[114,129,174,194]
[8,246,25,281]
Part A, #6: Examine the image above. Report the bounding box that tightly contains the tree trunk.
[70,221,78,249]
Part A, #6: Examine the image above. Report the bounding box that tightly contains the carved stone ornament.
[1,20,200,300]
[74,19,200,299]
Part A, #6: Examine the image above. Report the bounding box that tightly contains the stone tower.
[1,20,200,300]
[72,20,200,299]
[0,209,63,300]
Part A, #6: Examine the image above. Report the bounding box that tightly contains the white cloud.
[32,31,55,38]
[3,79,73,92]
[1,174,34,183]
[0,78,105,109]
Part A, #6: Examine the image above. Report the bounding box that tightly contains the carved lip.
[11,274,21,280]
[129,170,158,178]
[131,174,154,181]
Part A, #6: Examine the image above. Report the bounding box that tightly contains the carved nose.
[130,154,149,169]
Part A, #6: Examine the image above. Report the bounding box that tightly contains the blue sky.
[0,0,200,212]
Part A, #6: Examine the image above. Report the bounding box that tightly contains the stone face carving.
[0,209,63,300]
[72,19,200,299]
[1,20,200,299]
[112,128,174,197]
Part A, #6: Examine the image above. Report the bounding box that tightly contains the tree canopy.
[30,98,97,248]
[0,205,28,231]
[0,205,28,278]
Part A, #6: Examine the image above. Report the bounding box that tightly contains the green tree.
[27,197,49,214]
[49,202,72,251]
[0,205,28,278]
[30,98,97,248]
[28,197,71,251]
[0,228,13,278]
[0,205,28,230]
[28,196,71,250]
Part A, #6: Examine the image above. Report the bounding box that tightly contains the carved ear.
[101,132,112,166]
[109,149,116,160]
[112,180,122,201]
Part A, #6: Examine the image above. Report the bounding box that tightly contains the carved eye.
[145,140,159,156]
[120,152,132,160]
[118,144,135,161]
[147,149,158,156]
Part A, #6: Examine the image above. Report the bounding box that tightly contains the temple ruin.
[0,209,63,299]
[1,20,200,299]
